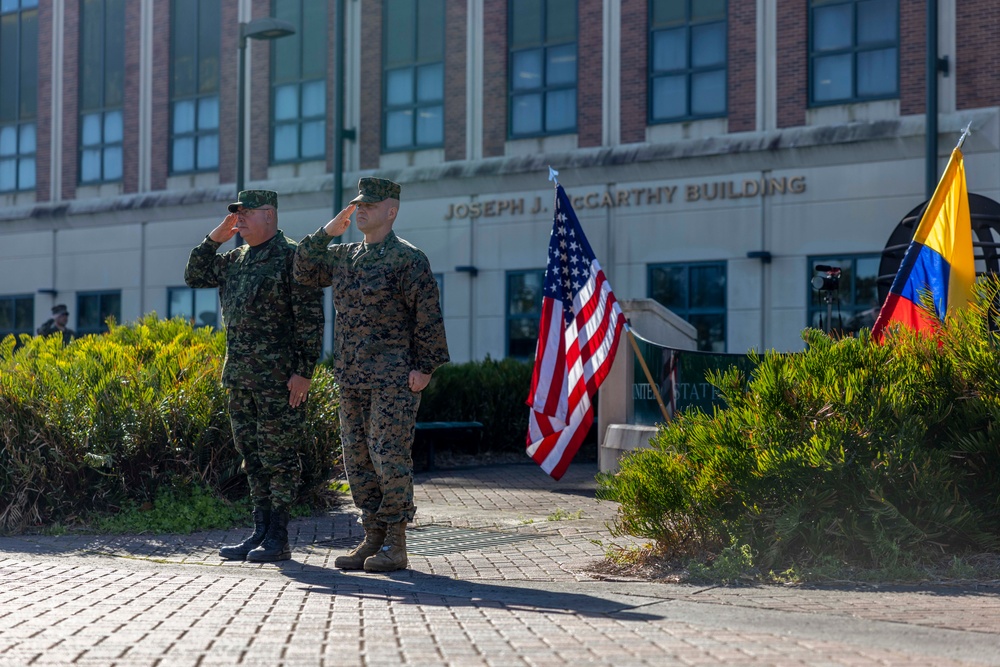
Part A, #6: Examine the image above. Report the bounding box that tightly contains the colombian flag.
[872,148,974,342]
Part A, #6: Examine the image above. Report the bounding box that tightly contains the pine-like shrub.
[417,356,532,452]
[597,277,1000,570]
[0,315,341,534]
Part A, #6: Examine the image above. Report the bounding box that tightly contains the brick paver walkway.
[1,462,999,666]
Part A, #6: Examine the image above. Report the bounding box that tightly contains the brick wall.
[218,1,239,186]
[123,0,141,193]
[775,0,806,128]
[359,0,381,170]
[444,0,468,161]
[150,0,170,191]
[60,0,79,200]
[956,0,1000,109]
[728,0,756,133]
[898,0,925,116]
[577,0,602,147]
[325,2,337,172]
[35,2,52,202]
[482,0,507,158]
[619,0,646,145]
[250,0,271,181]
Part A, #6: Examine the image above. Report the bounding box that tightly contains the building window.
[810,0,898,104]
[383,0,444,151]
[649,0,727,122]
[506,270,544,359]
[807,255,880,336]
[271,0,327,163]
[0,294,33,339]
[508,0,577,138]
[79,0,125,184]
[648,261,726,352]
[167,286,218,329]
[77,290,121,335]
[0,0,38,193]
[170,0,219,174]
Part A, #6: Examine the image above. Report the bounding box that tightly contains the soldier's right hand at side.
[323,203,356,237]
[209,214,239,243]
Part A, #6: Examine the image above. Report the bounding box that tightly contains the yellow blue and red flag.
[871,147,974,342]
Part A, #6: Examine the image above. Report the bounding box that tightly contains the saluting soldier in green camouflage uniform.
[294,177,449,572]
[185,190,323,563]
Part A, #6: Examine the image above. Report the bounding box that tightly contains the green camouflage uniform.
[294,191,449,526]
[185,217,323,510]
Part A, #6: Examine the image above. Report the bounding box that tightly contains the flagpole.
[626,325,672,424]
[956,122,972,151]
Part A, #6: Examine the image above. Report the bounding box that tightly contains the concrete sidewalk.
[1,462,999,666]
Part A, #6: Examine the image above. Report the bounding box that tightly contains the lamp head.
[241,17,295,42]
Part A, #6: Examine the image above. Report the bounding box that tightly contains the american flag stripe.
[526,184,625,480]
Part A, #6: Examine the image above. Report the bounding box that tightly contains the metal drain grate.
[318,524,538,556]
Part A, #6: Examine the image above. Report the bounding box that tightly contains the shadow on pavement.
[276,560,667,622]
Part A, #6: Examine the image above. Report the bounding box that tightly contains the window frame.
[166,286,219,330]
[647,260,728,352]
[808,0,899,107]
[505,268,545,360]
[507,0,578,140]
[0,0,38,193]
[168,0,220,175]
[76,289,121,335]
[270,0,327,165]
[0,293,33,339]
[648,0,728,124]
[381,0,445,153]
[806,253,882,336]
[78,0,125,185]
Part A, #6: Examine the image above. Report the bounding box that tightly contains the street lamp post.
[235,17,295,243]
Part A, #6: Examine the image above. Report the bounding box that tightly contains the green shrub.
[416,356,532,452]
[0,315,341,534]
[598,276,1000,571]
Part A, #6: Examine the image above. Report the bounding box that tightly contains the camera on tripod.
[811,264,842,291]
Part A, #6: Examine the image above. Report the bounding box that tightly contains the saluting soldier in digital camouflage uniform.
[185,190,324,562]
[293,177,449,572]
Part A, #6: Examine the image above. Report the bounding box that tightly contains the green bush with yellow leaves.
[598,276,1000,572]
[0,315,341,534]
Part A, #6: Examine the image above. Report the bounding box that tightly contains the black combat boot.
[219,507,270,560]
[246,507,291,562]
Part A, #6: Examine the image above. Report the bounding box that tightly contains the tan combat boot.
[334,519,387,570]
[363,521,408,572]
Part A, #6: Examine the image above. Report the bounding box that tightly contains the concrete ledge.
[598,424,660,473]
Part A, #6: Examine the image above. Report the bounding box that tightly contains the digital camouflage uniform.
[293,181,449,531]
[184,193,323,511]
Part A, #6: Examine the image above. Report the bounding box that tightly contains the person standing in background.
[36,304,76,345]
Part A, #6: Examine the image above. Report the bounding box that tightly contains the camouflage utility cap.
[228,190,279,213]
[350,178,401,204]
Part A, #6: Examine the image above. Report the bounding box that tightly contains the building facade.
[1,0,999,359]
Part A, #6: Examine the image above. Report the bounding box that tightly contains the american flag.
[526,184,625,480]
